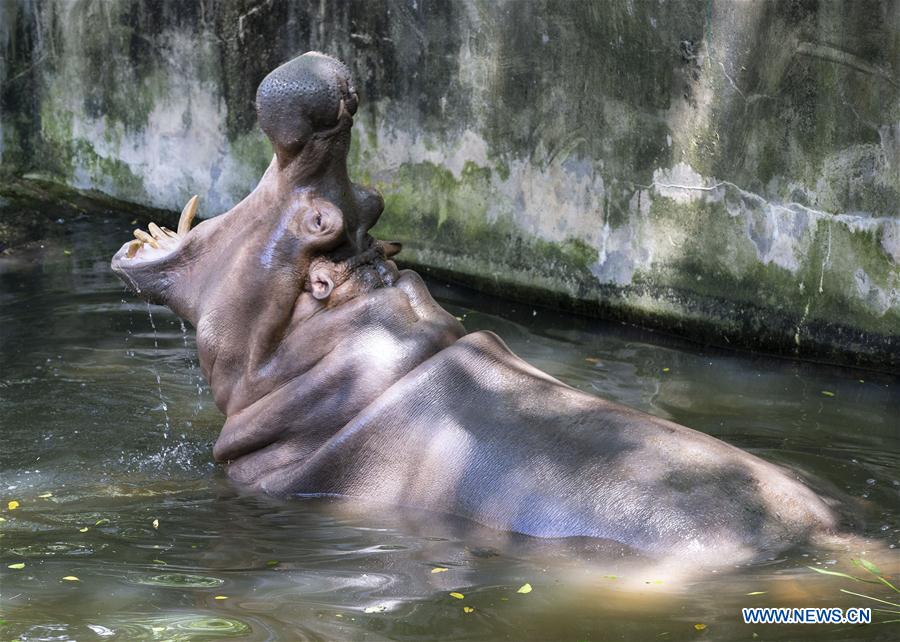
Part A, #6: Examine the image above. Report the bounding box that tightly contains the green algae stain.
[372,159,598,296]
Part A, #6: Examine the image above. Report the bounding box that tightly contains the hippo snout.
[256,51,358,161]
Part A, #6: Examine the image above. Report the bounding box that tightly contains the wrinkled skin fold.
[112,52,850,564]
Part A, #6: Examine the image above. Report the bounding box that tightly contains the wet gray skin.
[109,52,875,568]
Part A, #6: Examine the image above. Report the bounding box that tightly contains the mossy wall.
[1,0,897,369]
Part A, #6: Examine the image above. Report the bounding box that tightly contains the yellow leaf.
[746,591,766,596]
[8,500,19,510]
[38,492,53,499]
[94,519,109,526]
[152,559,166,564]
[463,606,475,613]
[585,357,600,364]
[62,576,80,581]
[63,249,72,256]
[694,623,706,631]
[8,562,25,569]
[517,583,533,594]
[601,575,618,580]
[152,519,159,529]
[645,579,664,584]
[0,517,6,522]
[431,567,449,574]
[79,527,89,533]
[214,595,228,600]
[821,390,835,397]
[662,367,670,373]
[449,592,465,599]
[335,614,343,618]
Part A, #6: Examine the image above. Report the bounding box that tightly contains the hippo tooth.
[178,195,199,236]
[134,229,159,248]
[337,98,347,121]
[148,222,166,240]
[161,226,178,239]
[125,240,142,258]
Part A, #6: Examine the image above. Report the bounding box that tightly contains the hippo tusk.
[177,195,199,236]
[337,98,347,121]
[134,229,159,248]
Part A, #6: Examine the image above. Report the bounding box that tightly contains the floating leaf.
[694,623,706,630]
[839,589,900,608]
[806,565,866,582]
[584,357,600,364]
[662,368,670,373]
[517,583,533,594]
[214,595,228,600]
[645,580,664,585]
[746,591,767,596]
[431,567,449,574]
[79,527,89,533]
[63,249,72,256]
[821,390,835,397]
[449,592,465,600]
[852,558,882,576]
[94,519,109,526]
[62,576,79,581]
[152,519,159,529]
[7,500,19,510]
[152,559,166,565]
[601,575,618,580]
[364,605,386,613]
[463,606,475,614]
[8,562,25,569]
[877,576,900,594]
[266,560,279,567]
[38,492,53,499]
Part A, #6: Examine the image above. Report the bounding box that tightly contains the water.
[1,212,898,641]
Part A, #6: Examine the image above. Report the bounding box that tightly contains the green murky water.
[1,211,898,641]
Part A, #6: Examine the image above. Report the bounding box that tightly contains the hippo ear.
[310,271,335,300]
[380,241,402,258]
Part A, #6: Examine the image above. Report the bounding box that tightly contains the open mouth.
[115,195,199,265]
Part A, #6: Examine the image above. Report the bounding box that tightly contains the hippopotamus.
[111,52,849,564]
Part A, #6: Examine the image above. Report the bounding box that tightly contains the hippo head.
[111,53,464,477]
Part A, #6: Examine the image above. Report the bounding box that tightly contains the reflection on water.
[1,214,898,641]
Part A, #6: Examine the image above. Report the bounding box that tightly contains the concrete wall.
[1,0,898,369]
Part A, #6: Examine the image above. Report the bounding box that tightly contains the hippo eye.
[314,212,323,229]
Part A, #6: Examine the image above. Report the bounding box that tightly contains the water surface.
[1,211,898,641]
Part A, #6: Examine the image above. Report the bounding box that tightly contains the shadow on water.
[1,210,898,640]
